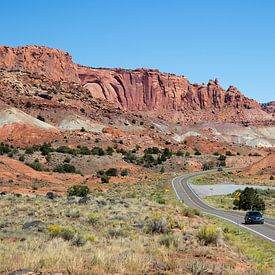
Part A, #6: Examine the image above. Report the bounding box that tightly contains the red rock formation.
[0,46,80,82]
[0,46,273,125]
[78,66,259,112]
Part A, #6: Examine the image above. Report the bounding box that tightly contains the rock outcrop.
[78,66,273,124]
[0,46,80,82]
[0,45,273,125]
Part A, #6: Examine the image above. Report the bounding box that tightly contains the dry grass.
[0,177,262,274]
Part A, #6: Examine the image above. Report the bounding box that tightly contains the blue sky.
[1,0,274,102]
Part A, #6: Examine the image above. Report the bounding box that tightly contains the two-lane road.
[172,170,275,243]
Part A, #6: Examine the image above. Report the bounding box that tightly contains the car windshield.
[249,211,261,216]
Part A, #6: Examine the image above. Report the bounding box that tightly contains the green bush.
[121,168,128,176]
[67,185,90,197]
[196,224,219,245]
[19,155,25,162]
[54,164,76,173]
[202,162,215,171]
[40,143,52,156]
[48,224,75,241]
[101,175,110,183]
[87,212,102,225]
[78,146,90,155]
[106,168,118,176]
[106,146,114,155]
[56,146,77,155]
[233,187,265,211]
[36,115,45,122]
[0,143,12,155]
[26,161,44,171]
[91,147,105,156]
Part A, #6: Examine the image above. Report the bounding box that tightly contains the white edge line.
[203,211,275,243]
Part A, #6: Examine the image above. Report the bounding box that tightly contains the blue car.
[244,210,264,224]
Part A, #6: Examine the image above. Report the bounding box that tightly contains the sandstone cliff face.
[78,65,273,124]
[0,46,80,82]
[78,66,259,112]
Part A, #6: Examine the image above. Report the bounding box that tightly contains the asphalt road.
[172,170,275,244]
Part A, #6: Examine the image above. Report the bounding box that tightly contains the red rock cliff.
[0,46,80,82]
[78,66,259,112]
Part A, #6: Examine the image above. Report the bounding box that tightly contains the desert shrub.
[187,261,208,274]
[91,146,105,156]
[101,175,110,183]
[213,152,219,156]
[25,101,32,108]
[71,233,87,246]
[54,164,76,173]
[160,167,165,173]
[121,168,128,176]
[87,212,101,225]
[55,145,77,155]
[196,224,219,245]
[106,146,114,155]
[25,147,35,154]
[123,152,137,163]
[26,161,44,171]
[144,147,161,155]
[181,207,202,218]
[48,224,75,241]
[67,185,90,197]
[80,127,86,132]
[270,175,274,180]
[63,157,71,163]
[96,170,105,177]
[176,150,184,156]
[107,225,128,239]
[185,151,190,157]
[40,143,52,155]
[194,150,201,155]
[202,161,215,171]
[0,143,12,155]
[225,150,233,156]
[65,208,80,218]
[217,154,226,161]
[145,213,170,234]
[162,148,172,158]
[78,145,90,155]
[159,234,179,248]
[105,168,118,176]
[36,115,45,122]
[19,155,25,162]
[156,197,166,204]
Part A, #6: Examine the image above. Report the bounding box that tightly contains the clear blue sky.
[1,0,274,102]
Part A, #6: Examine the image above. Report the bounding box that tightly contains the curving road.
[172,169,275,244]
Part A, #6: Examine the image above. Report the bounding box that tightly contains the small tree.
[121,169,128,176]
[101,175,110,183]
[68,185,89,197]
[233,187,265,211]
[106,168,118,177]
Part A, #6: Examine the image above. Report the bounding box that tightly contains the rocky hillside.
[0,46,79,82]
[0,45,273,126]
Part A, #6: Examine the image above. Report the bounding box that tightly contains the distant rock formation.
[0,45,80,82]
